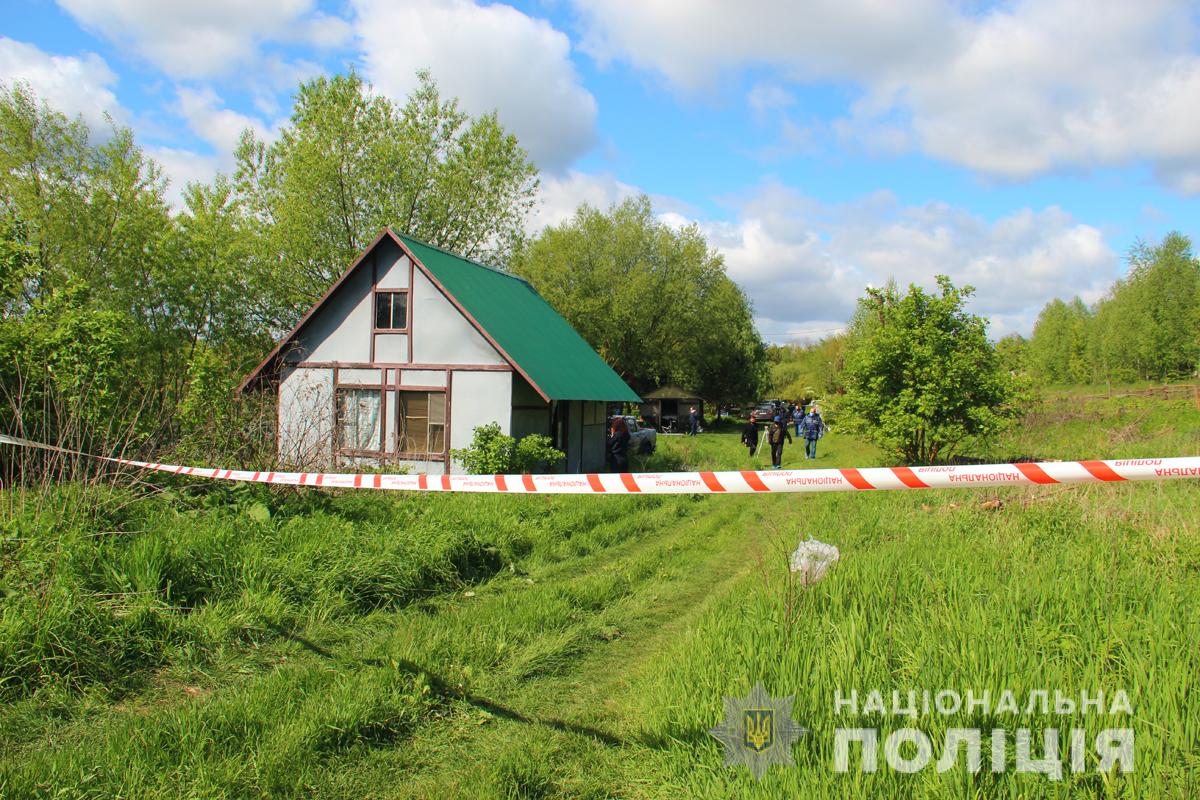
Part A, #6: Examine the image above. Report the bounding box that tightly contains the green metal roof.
[397,233,640,403]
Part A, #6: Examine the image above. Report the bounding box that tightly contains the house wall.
[567,401,584,473]
[581,401,606,472]
[374,241,409,289]
[294,261,373,363]
[278,365,333,466]
[402,369,446,387]
[374,334,408,362]
[510,373,551,442]
[448,370,512,474]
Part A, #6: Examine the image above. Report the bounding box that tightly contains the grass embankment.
[1,386,1198,798]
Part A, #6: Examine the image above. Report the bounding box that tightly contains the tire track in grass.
[362,495,783,798]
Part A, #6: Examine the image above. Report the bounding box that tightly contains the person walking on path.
[688,406,700,436]
[800,406,825,460]
[741,418,759,457]
[606,417,631,472]
[791,404,803,437]
[767,417,792,469]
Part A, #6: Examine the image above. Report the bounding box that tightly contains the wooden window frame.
[393,387,448,462]
[372,289,410,333]
[332,384,385,456]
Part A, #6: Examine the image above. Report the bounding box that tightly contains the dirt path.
[369,495,777,798]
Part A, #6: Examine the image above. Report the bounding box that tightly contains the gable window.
[335,388,381,452]
[397,391,445,457]
[374,291,408,330]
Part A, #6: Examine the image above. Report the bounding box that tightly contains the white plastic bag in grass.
[789,539,840,585]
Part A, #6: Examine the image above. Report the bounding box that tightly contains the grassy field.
[1,387,1198,798]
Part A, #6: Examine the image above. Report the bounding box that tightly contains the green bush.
[838,276,1026,464]
[451,423,564,474]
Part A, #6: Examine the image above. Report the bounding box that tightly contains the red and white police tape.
[4,433,1199,495]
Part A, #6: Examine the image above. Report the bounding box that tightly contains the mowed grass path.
[2,389,1199,798]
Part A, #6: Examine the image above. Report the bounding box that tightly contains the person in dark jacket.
[606,417,631,472]
[688,406,700,436]
[767,417,792,469]
[800,407,825,459]
[791,404,803,437]
[741,418,759,456]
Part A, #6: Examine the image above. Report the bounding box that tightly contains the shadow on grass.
[265,622,627,749]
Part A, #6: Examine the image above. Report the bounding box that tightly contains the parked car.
[751,400,786,423]
[610,415,657,454]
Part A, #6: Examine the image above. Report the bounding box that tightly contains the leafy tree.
[994,333,1029,375]
[1,73,544,465]
[1028,298,1092,383]
[511,196,767,402]
[1092,233,1199,381]
[0,84,178,442]
[0,214,33,316]
[838,277,1022,464]
[235,71,538,322]
[5,284,134,442]
[1132,233,1200,378]
[679,276,769,405]
[768,334,848,401]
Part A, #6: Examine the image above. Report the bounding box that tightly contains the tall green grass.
[1,387,1197,798]
[613,389,1200,797]
[624,480,1200,798]
[0,476,684,703]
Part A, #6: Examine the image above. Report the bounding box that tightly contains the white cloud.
[55,0,350,79]
[149,86,285,208]
[577,0,955,89]
[529,170,1107,338]
[174,86,273,153]
[700,182,1118,338]
[527,170,1111,339]
[530,170,642,230]
[747,82,795,114]
[0,37,125,131]
[754,118,817,161]
[147,145,224,208]
[573,0,1200,191]
[352,0,597,172]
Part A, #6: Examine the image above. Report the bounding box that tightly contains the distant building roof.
[642,385,701,400]
[240,229,640,403]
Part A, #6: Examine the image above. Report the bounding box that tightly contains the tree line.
[1018,233,1199,385]
[0,73,766,465]
[766,234,1197,464]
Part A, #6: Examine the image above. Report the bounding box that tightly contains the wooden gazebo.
[639,385,703,432]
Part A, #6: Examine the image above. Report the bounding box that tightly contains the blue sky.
[3,0,1198,340]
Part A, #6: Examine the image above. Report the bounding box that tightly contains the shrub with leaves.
[513,432,566,473]
[452,423,564,474]
[838,276,1026,464]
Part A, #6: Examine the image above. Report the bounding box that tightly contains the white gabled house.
[239,228,640,474]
